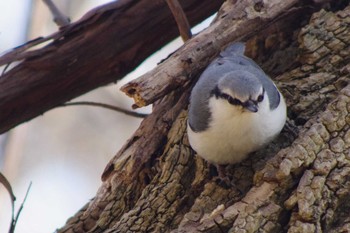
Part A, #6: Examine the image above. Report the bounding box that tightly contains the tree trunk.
[6,0,350,232]
[55,1,350,232]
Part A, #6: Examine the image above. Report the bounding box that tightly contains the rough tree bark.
[2,0,350,232]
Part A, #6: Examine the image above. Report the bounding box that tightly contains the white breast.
[187,94,286,165]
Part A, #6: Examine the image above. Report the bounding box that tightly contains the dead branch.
[120,0,301,109]
[0,0,223,134]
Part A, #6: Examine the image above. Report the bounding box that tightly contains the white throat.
[187,93,286,164]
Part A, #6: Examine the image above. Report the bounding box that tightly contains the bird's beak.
[244,100,258,113]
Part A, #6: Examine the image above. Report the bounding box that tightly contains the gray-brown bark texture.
[2,0,346,232]
[55,1,350,232]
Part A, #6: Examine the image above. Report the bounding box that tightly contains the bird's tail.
[220,42,245,57]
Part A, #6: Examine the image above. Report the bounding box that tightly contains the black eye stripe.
[211,87,242,106]
[220,93,230,100]
[221,93,241,105]
[211,86,265,106]
[227,97,242,105]
[211,86,221,98]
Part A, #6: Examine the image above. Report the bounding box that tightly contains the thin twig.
[1,62,11,78]
[9,182,32,233]
[0,172,16,225]
[62,101,148,118]
[165,0,192,41]
[42,0,70,27]
[0,36,55,67]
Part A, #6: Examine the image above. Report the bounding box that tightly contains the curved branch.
[166,0,192,41]
[62,101,148,118]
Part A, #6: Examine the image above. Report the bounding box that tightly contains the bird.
[187,42,287,166]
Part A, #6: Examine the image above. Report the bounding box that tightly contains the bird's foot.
[213,165,245,194]
[213,164,233,188]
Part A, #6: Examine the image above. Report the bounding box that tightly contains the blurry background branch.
[9,182,32,233]
[165,0,192,41]
[0,172,31,233]
[61,101,148,118]
[0,0,223,134]
[42,0,70,27]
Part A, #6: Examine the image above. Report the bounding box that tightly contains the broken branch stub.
[120,0,299,109]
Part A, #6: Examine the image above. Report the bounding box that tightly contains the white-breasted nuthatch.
[187,42,286,165]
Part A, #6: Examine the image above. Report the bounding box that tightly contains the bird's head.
[211,71,265,113]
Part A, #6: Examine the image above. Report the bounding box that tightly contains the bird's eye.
[220,93,230,100]
[219,93,241,105]
[228,97,241,106]
[257,94,264,102]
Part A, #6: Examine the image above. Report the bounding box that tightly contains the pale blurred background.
[0,1,212,232]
